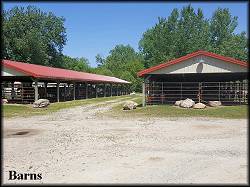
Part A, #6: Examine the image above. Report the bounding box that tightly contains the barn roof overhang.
[2,60,130,84]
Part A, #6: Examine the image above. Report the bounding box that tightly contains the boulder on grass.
[179,98,195,108]
[130,92,136,95]
[2,99,8,104]
[174,100,183,106]
[33,99,50,108]
[193,102,206,109]
[208,101,222,107]
[123,101,138,110]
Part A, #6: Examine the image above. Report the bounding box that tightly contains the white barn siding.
[2,67,27,76]
[152,55,247,74]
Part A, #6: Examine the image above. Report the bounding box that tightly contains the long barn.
[138,50,248,106]
[2,60,130,104]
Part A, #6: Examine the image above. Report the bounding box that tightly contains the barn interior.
[144,72,248,105]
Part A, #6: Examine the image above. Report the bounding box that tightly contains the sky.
[3,2,248,67]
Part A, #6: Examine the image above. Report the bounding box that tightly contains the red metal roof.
[138,50,248,77]
[2,60,130,84]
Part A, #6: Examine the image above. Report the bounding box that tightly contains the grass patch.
[107,96,248,119]
[3,94,247,119]
[2,95,133,118]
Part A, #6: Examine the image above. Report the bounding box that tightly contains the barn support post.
[142,80,146,107]
[116,84,119,96]
[104,84,106,97]
[73,82,76,100]
[218,82,221,101]
[180,82,183,100]
[56,81,60,102]
[64,83,66,101]
[85,82,88,99]
[142,76,150,107]
[111,84,113,97]
[11,81,15,99]
[34,79,39,101]
[117,84,119,96]
[161,82,164,104]
[44,82,47,99]
[95,84,98,98]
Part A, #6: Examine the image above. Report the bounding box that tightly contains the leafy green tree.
[92,67,114,76]
[3,6,66,67]
[104,45,141,73]
[95,54,105,67]
[209,8,248,61]
[62,55,92,72]
[139,5,248,68]
[96,44,144,91]
[209,8,238,48]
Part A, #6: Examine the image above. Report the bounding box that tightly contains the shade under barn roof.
[2,60,130,84]
[138,50,248,77]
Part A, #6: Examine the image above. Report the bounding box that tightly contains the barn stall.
[138,51,248,106]
[2,60,130,104]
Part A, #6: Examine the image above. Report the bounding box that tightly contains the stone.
[208,101,222,107]
[179,98,195,108]
[174,100,183,106]
[193,102,206,109]
[2,99,8,104]
[123,101,138,110]
[33,99,50,108]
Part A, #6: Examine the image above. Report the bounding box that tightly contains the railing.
[145,81,248,105]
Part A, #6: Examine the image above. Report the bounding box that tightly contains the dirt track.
[3,97,248,184]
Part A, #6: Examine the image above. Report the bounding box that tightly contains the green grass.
[2,95,132,118]
[3,94,248,119]
[107,96,248,119]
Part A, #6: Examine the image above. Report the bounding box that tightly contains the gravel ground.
[3,98,248,184]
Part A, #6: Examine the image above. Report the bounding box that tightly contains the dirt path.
[3,97,247,184]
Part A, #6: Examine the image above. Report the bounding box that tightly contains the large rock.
[123,101,138,110]
[33,99,50,108]
[193,102,206,109]
[2,99,8,104]
[174,100,183,106]
[130,92,136,95]
[179,98,195,108]
[208,101,222,107]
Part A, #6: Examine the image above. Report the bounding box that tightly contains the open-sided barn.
[2,60,130,103]
[138,50,248,106]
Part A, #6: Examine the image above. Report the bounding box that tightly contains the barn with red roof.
[2,59,130,103]
[137,50,248,106]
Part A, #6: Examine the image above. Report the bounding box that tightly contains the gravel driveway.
[3,98,248,184]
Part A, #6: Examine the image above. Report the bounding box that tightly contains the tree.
[95,44,144,92]
[209,8,238,48]
[92,67,113,76]
[139,5,247,68]
[104,44,141,73]
[3,6,67,67]
[62,55,92,72]
[208,8,248,61]
[95,54,105,67]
